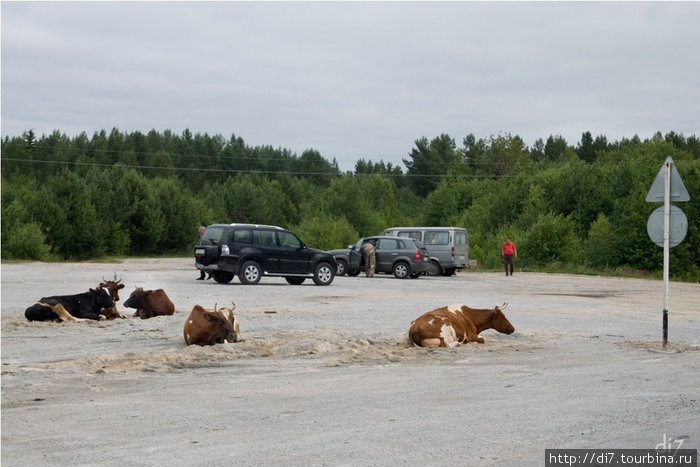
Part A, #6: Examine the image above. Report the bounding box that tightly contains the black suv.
[194,224,337,285]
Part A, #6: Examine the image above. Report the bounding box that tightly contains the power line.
[1,157,507,178]
[1,157,341,177]
[5,143,519,168]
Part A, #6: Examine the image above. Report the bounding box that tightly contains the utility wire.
[1,157,507,178]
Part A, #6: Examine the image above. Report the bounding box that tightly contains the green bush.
[291,215,359,251]
[585,213,622,267]
[3,222,53,260]
[520,213,582,266]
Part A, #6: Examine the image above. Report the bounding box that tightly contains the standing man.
[502,238,517,276]
[196,226,211,280]
[360,240,376,278]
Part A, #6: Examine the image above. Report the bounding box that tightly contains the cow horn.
[116,278,122,284]
[497,302,508,311]
[214,303,218,313]
[231,301,236,312]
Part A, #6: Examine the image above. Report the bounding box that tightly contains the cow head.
[490,303,515,335]
[90,288,116,309]
[99,278,125,301]
[184,303,239,346]
[124,287,147,309]
[212,304,240,342]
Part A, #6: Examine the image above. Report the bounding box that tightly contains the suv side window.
[253,229,277,247]
[233,229,252,244]
[278,231,301,248]
[377,238,397,250]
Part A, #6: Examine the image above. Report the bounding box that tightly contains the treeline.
[2,128,699,280]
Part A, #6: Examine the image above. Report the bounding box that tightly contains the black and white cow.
[25,288,116,322]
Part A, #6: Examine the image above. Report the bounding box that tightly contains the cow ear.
[204,313,217,322]
[118,284,125,290]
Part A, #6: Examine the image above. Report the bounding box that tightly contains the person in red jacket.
[502,238,517,276]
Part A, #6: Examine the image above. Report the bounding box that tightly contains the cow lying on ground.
[409,303,514,347]
[25,288,116,322]
[98,278,126,319]
[123,287,175,319]
[184,303,240,346]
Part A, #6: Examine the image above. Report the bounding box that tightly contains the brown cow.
[99,278,124,301]
[123,287,175,319]
[184,303,240,346]
[409,303,514,347]
[98,278,126,319]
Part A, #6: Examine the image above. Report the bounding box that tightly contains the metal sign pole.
[662,160,670,347]
[647,156,689,348]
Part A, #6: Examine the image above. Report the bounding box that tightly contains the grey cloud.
[2,1,699,170]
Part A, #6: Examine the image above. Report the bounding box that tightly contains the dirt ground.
[1,258,699,466]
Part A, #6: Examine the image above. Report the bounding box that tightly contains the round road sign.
[646,205,688,247]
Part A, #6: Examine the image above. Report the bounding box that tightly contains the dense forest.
[2,128,699,281]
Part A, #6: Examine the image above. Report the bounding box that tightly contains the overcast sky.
[2,1,699,171]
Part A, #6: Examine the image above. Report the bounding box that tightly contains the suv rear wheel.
[392,261,410,279]
[313,262,335,285]
[239,260,262,285]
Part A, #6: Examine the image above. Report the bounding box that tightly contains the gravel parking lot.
[2,258,699,466]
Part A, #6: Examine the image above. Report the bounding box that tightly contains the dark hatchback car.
[195,224,337,285]
[329,236,431,279]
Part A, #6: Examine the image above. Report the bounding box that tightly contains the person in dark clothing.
[196,226,211,280]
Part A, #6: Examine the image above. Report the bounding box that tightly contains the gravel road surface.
[2,259,699,466]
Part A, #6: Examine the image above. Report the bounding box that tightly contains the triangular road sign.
[646,156,690,202]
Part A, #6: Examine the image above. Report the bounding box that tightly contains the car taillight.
[414,250,421,261]
[451,246,455,259]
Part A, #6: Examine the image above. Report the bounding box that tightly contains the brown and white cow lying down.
[124,287,175,319]
[184,304,240,346]
[409,303,515,347]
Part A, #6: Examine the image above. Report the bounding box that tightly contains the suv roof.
[210,223,285,230]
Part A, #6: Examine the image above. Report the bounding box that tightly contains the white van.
[379,227,468,276]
